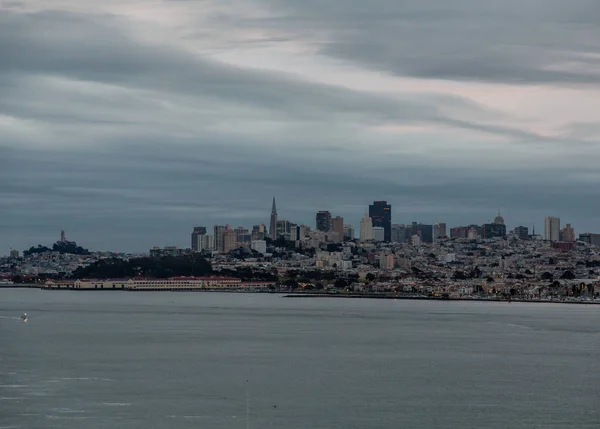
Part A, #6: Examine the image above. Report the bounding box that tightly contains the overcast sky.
[1,0,600,253]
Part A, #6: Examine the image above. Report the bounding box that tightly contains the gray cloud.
[1,5,599,252]
[2,140,599,252]
[253,0,600,85]
[0,10,539,139]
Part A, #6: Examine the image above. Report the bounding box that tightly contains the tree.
[365,273,376,282]
[560,270,575,280]
[452,270,468,280]
[326,243,342,253]
[334,278,349,289]
[541,272,553,281]
[486,276,494,283]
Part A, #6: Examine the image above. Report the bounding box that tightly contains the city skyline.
[2,1,600,252]
[7,196,589,254]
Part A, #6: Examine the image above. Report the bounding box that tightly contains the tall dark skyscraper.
[269,197,278,240]
[191,226,207,251]
[316,211,332,232]
[369,201,391,242]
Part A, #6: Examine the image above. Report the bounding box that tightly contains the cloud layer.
[1,1,599,252]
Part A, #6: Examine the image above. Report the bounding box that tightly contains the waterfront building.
[369,201,391,242]
[379,254,395,270]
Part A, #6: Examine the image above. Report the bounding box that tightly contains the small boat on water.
[21,313,28,322]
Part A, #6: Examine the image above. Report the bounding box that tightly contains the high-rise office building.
[223,227,236,253]
[269,197,278,240]
[545,216,560,241]
[276,219,290,240]
[578,233,600,246]
[214,225,227,252]
[514,226,529,240]
[331,216,344,242]
[369,201,391,242]
[344,224,355,240]
[450,226,469,239]
[561,224,575,242]
[494,210,505,225]
[411,223,433,243]
[359,215,373,242]
[434,223,447,240]
[391,224,406,243]
[191,226,207,251]
[289,223,299,241]
[316,211,332,232]
[251,224,266,241]
[196,234,214,251]
[372,227,385,242]
[482,223,506,239]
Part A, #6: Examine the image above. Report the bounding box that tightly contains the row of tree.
[72,254,212,279]
[24,241,90,256]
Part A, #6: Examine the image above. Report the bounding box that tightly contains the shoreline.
[283,293,600,305]
[3,286,597,304]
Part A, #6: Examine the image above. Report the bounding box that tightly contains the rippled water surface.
[1,289,599,428]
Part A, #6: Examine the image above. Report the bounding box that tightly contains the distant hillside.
[24,241,90,256]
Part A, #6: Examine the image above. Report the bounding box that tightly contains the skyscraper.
[343,224,355,240]
[369,201,391,242]
[191,226,207,251]
[214,225,227,252]
[269,197,278,240]
[331,216,344,242]
[494,210,505,225]
[434,223,447,240]
[359,215,373,242]
[372,227,385,242]
[391,224,406,243]
[316,211,332,232]
[223,227,236,253]
[514,226,529,240]
[545,216,560,241]
[561,224,575,242]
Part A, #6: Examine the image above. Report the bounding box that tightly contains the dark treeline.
[24,241,90,256]
[72,255,212,279]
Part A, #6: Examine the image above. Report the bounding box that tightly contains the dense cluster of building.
[3,200,600,300]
